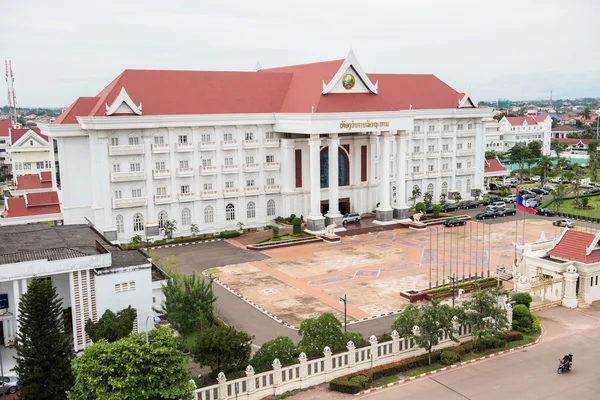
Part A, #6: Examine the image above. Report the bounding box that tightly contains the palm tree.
[409,186,422,207]
[551,140,567,164]
[582,107,591,121]
[161,219,178,239]
[537,156,553,185]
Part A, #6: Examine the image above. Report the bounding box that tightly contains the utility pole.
[5,60,17,127]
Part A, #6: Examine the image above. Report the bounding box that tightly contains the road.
[363,303,600,400]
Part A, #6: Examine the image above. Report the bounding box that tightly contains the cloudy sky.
[1,0,599,107]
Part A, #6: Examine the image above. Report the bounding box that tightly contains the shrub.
[415,202,426,213]
[251,336,296,371]
[517,316,533,331]
[349,374,370,389]
[344,332,367,347]
[513,304,531,320]
[292,218,302,235]
[290,214,296,220]
[432,204,441,217]
[512,293,532,308]
[271,226,280,239]
[329,373,370,394]
[475,332,504,352]
[531,314,540,332]
[440,350,461,365]
[503,331,524,342]
[446,345,467,356]
[220,230,241,239]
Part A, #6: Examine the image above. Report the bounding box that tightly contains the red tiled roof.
[25,191,59,206]
[40,171,52,182]
[551,125,583,132]
[533,115,550,122]
[13,174,53,191]
[0,120,11,137]
[2,192,61,218]
[53,58,468,123]
[553,138,590,145]
[547,230,600,263]
[484,159,506,173]
[9,128,48,144]
[505,116,540,126]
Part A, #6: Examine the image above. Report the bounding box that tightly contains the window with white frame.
[111,137,119,146]
[201,133,211,143]
[178,135,188,144]
[24,163,31,170]
[414,126,421,132]
[428,125,435,132]
[456,162,462,169]
[457,143,463,150]
[413,165,420,173]
[202,158,212,167]
[441,182,449,196]
[428,164,434,172]
[224,157,233,166]
[267,199,275,216]
[203,182,213,190]
[225,181,234,189]
[181,208,191,225]
[179,160,189,169]
[223,132,233,141]
[467,142,472,149]
[113,164,120,173]
[468,123,473,130]
[466,179,471,193]
[45,161,50,168]
[428,145,435,152]
[156,187,167,196]
[158,211,168,228]
[129,137,140,145]
[180,185,190,194]
[246,179,255,187]
[155,161,165,170]
[133,214,144,232]
[427,183,434,195]
[457,124,464,130]
[225,204,235,221]
[114,190,122,199]
[456,180,462,193]
[36,162,43,169]
[247,201,256,219]
[443,124,450,131]
[266,177,275,185]
[154,136,164,145]
[245,156,254,165]
[115,281,136,293]
[132,189,142,198]
[413,146,420,152]
[245,132,254,140]
[204,206,214,223]
[265,155,274,163]
[467,161,472,168]
[116,215,124,233]
[265,131,274,139]
[130,163,141,172]
[443,144,449,151]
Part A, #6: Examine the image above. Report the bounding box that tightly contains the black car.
[489,183,500,190]
[444,218,467,227]
[459,201,478,209]
[530,188,544,195]
[584,188,600,195]
[476,210,497,220]
[483,197,502,206]
[425,205,434,214]
[536,208,556,217]
[496,208,516,217]
[441,204,459,212]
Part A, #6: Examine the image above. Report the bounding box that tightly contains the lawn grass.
[403,363,445,377]
[204,268,221,275]
[553,194,600,218]
[372,375,402,386]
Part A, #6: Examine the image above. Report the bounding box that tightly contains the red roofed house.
[520,229,600,308]
[6,127,53,177]
[1,191,62,226]
[499,114,552,155]
[8,171,54,196]
[551,138,596,154]
[41,50,492,241]
[483,158,510,187]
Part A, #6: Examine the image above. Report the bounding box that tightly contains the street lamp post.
[145,314,161,345]
[448,275,457,308]
[339,295,347,332]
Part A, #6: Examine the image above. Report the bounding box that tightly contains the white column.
[375,132,394,224]
[98,138,113,233]
[325,134,343,227]
[20,279,27,295]
[69,272,78,352]
[393,132,410,220]
[143,136,159,237]
[306,135,325,232]
[12,280,20,335]
[280,139,295,193]
[563,266,579,309]
[474,121,485,193]
[369,134,379,210]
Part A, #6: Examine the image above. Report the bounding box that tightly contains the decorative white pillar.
[143,136,159,237]
[325,134,343,227]
[374,131,394,224]
[12,280,20,336]
[394,132,410,221]
[562,265,579,309]
[306,135,325,232]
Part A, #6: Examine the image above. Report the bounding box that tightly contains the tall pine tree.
[15,278,74,399]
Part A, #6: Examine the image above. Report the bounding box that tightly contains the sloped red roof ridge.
[0,120,11,137]
[484,158,506,173]
[3,193,61,218]
[547,230,600,264]
[14,174,53,191]
[25,191,59,207]
[9,128,48,144]
[53,57,470,123]
[553,138,590,145]
[504,116,541,126]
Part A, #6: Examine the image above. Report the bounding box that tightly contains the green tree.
[161,219,178,239]
[473,188,482,201]
[439,193,447,206]
[408,185,422,208]
[154,271,217,339]
[292,217,302,235]
[573,164,583,204]
[537,155,553,185]
[451,191,461,204]
[190,223,200,237]
[391,304,421,338]
[192,324,253,373]
[485,150,498,160]
[552,183,568,212]
[130,234,143,246]
[527,141,542,160]
[298,313,345,356]
[588,139,599,181]
[551,140,567,164]
[423,192,433,208]
[15,279,74,400]
[456,285,508,349]
[69,327,194,400]
[415,202,426,213]
[251,336,296,370]
[582,107,591,120]
[507,145,531,183]
[432,204,441,218]
[85,306,136,343]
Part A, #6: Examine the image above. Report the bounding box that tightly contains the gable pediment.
[12,130,48,148]
[322,49,378,95]
[106,87,142,116]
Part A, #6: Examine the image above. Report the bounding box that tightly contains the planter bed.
[399,290,427,302]
[246,236,321,250]
[424,281,496,300]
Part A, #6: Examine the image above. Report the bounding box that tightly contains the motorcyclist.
[561,353,573,370]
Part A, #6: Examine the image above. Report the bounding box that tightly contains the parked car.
[441,204,459,212]
[483,196,502,206]
[459,200,478,209]
[488,183,500,190]
[542,184,555,191]
[496,208,516,217]
[531,176,541,182]
[486,201,506,211]
[553,219,575,228]
[525,199,539,208]
[443,218,467,227]
[476,210,498,220]
[506,178,518,185]
[530,188,544,195]
[0,376,17,395]
[583,188,600,195]
[536,208,556,217]
[342,212,361,224]
[539,188,550,195]
[522,193,536,200]
[504,194,517,203]
[549,177,563,184]
[425,205,434,214]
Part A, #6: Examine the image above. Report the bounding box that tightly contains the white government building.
[42,51,492,241]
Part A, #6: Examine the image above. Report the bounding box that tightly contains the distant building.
[498,115,552,155]
[7,127,53,177]
[551,138,594,153]
[485,118,505,153]
[483,158,510,187]
[0,120,13,177]
[551,125,584,139]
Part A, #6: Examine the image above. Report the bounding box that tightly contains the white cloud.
[1,0,599,107]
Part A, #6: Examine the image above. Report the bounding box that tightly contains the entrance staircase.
[577,295,591,309]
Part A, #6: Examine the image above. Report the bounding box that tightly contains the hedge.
[121,234,218,249]
[220,230,241,239]
[503,331,524,342]
[426,277,497,295]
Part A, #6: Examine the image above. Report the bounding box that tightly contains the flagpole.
[429,226,432,289]
[436,227,440,286]
[487,220,491,277]
[469,221,473,279]
[475,218,479,278]
[443,226,446,286]
[462,222,466,280]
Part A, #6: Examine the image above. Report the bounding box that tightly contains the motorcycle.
[557,359,571,374]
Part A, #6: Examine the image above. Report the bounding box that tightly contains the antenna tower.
[5,60,17,126]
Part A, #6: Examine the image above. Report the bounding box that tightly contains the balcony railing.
[176,167,195,177]
[426,170,440,177]
[110,171,146,182]
[200,165,217,175]
[200,190,218,199]
[223,188,239,197]
[113,197,147,209]
[243,139,259,148]
[456,168,475,176]
[442,130,454,137]
[440,170,454,176]
[245,186,260,194]
[222,164,239,174]
[264,162,280,171]
[457,129,476,137]
[264,184,281,193]
[221,140,238,149]
[199,141,216,151]
[109,145,144,156]
[413,131,426,138]
[176,142,194,152]
[177,192,195,201]
[426,151,440,158]
[152,169,170,179]
[154,194,172,204]
[243,163,260,172]
[264,138,280,147]
[151,143,169,153]
[457,149,476,156]
[411,152,425,159]
[441,150,454,157]
[427,130,441,137]
[411,171,425,178]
